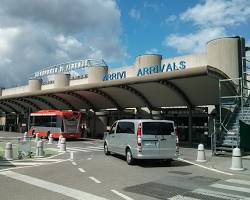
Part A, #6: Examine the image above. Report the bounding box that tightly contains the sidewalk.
[178,147,250,177]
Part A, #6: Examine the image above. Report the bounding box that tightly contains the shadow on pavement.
[110,154,192,168]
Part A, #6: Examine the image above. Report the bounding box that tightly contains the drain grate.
[168,171,192,175]
[124,182,189,199]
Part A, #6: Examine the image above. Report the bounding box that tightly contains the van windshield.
[142,122,174,135]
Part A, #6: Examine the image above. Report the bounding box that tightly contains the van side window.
[116,122,134,134]
[110,122,117,135]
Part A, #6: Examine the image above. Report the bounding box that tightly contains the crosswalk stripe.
[67,148,89,152]
[71,146,103,150]
[226,179,250,186]
[67,147,103,152]
[169,195,200,200]
[193,188,247,200]
[211,183,250,194]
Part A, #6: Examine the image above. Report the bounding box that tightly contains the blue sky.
[117,0,250,65]
[0,0,249,86]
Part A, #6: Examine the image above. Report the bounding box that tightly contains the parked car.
[104,119,177,165]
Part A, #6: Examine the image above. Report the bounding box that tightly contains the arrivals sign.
[103,61,186,81]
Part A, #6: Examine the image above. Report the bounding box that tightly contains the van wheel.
[126,149,134,165]
[104,143,110,155]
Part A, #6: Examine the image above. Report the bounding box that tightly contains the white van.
[104,119,177,165]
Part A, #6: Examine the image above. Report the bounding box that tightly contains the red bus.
[28,110,81,139]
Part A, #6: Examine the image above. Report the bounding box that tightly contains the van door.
[142,122,176,158]
[141,122,160,157]
[108,122,117,152]
[116,121,135,155]
[157,122,176,157]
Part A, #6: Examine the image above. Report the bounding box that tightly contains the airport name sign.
[103,61,186,81]
[34,60,88,78]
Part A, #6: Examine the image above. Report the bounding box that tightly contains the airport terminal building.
[0,36,249,152]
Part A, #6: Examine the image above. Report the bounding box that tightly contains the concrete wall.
[88,66,108,83]
[54,73,70,88]
[0,37,245,96]
[2,86,28,96]
[134,54,162,68]
[28,79,42,92]
[162,53,207,69]
[207,37,241,79]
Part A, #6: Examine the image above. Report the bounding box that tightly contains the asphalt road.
[1,138,250,200]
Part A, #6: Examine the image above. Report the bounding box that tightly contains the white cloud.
[165,15,177,24]
[164,27,226,54]
[129,8,141,20]
[181,0,250,28]
[143,2,162,11]
[145,48,159,54]
[0,0,126,87]
[164,0,250,54]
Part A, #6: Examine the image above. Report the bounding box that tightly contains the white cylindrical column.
[196,144,206,162]
[35,133,39,142]
[59,138,66,152]
[134,54,162,68]
[230,148,244,171]
[207,37,241,79]
[36,141,44,157]
[54,73,70,88]
[88,66,108,83]
[57,135,63,147]
[4,142,13,161]
[28,79,42,92]
[48,134,53,144]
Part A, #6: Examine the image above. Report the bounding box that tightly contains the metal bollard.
[230,148,244,171]
[196,144,206,162]
[59,138,66,152]
[57,135,63,147]
[48,134,54,144]
[4,142,13,161]
[35,141,44,157]
[35,133,39,142]
[23,132,28,142]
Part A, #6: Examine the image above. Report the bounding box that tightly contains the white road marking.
[70,151,74,160]
[89,176,101,184]
[193,188,247,200]
[177,158,233,176]
[226,179,250,186]
[78,168,86,173]
[111,190,134,200]
[0,162,42,166]
[168,195,200,200]
[0,159,69,172]
[87,157,92,160]
[211,183,250,194]
[82,142,94,145]
[67,147,89,152]
[0,171,108,200]
[71,161,77,166]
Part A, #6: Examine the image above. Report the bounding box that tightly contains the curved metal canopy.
[0,66,235,113]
